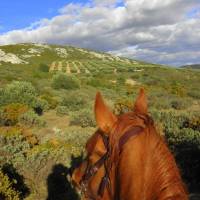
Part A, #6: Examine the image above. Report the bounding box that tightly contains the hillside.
[181,64,200,69]
[0,43,200,199]
[0,43,160,75]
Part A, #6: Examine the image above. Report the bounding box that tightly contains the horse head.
[72,89,188,200]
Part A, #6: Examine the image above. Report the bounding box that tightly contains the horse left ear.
[95,92,117,134]
[134,88,148,115]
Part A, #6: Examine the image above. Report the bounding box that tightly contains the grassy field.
[0,43,200,199]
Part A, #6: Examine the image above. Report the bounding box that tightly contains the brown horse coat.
[72,89,188,200]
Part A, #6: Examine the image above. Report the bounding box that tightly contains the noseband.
[80,125,145,199]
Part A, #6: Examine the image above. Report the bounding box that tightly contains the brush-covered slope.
[0,43,200,199]
[0,43,160,75]
[181,64,200,69]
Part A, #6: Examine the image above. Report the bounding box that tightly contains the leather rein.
[80,125,145,200]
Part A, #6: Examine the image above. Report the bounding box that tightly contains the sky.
[0,0,200,66]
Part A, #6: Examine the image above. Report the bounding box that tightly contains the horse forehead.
[117,112,135,123]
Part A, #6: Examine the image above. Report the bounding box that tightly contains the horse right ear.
[133,88,148,115]
[94,92,117,134]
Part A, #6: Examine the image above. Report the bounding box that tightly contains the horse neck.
[148,125,188,200]
[114,124,188,200]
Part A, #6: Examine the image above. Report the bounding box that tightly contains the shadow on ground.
[2,163,30,199]
[46,154,84,200]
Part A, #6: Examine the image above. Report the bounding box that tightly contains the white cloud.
[0,0,200,66]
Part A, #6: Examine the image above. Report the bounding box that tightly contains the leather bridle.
[80,131,111,199]
[79,124,145,200]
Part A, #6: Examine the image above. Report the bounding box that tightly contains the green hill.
[0,43,160,75]
[181,64,200,69]
[0,43,200,199]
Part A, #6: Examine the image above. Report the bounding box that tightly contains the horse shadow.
[46,154,84,200]
[169,139,200,198]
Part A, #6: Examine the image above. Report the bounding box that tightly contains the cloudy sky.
[0,0,200,66]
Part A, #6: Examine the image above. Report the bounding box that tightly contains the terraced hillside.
[0,43,200,200]
[0,43,160,76]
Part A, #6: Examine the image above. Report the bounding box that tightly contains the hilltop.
[181,64,200,69]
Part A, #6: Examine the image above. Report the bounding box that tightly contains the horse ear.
[95,92,117,133]
[134,88,148,115]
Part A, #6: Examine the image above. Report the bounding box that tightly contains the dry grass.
[34,110,69,141]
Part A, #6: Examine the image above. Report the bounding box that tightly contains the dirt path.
[35,110,70,141]
[49,61,56,71]
[66,62,71,74]
[57,61,63,71]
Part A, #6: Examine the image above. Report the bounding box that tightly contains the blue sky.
[0,0,200,66]
[0,0,88,33]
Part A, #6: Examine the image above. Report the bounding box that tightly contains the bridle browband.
[80,123,145,200]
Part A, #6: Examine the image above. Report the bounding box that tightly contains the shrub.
[187,90,200,99]
[113,99,132,115]
[86,77,113,89]
[0,133,30,167]
[0,169,20,200]
[170,98,191,110]
[51,72,80,90]
[38,63,49,72]
[40,94,58,109]
[64,126,95,150]
[69,109,96,128]
[0,81,48,112]
[149,97,171,110]
[19,110,46,128]
[60,92,88,112]
[0,103,29,126]
[170,81,186,97]
[56,106,69,116]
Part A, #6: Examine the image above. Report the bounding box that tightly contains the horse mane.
[109,113,188,199]
[141,115,188,199]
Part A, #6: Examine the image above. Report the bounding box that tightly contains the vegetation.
[0,43,200,199]
[51,73,80,90]
[38,63,49,72]
[0,169,20,200]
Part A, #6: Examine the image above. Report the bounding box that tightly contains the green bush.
[60,92,88,112]
[56,106,69,116]
[40,94,58,109]
[38,63,49,72]
[113,98,133,115]
[69,109,96,128]
[64,126,95,150]
[51,72,80,90]
[187,90,200,99]
[86,77,113,89]
[0,81,49,112]
[0,133,30,167]
[170,98,191,110]
[0,169,20,200]
[19,110,46,127]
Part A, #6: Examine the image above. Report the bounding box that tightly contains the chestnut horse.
[72,89,188,200]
